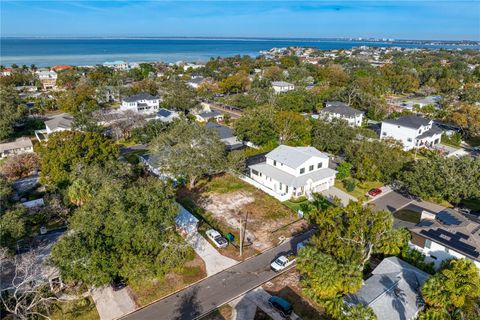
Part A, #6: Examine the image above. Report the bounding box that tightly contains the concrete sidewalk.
[92,286,137,320]
[185,232,237,276]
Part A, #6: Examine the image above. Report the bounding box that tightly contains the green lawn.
[205,174,252,194]
[393,209,421,224]
[283,197,309,212]
[334,180,383,201]
[50,297,99,320]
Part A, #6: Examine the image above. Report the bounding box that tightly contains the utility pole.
[239,219,243,257]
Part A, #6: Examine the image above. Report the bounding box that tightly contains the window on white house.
[274,160,277,166]
[300,168,305,174]
[318,163,322,169]
[252,169,259,176]
[382,132,387,136]
[279,183,282,190]
[407,138,412,142]
[309,165,314,171]
[425,239,432,249]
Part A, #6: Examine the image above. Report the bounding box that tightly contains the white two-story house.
[272,81,295,93]
[319,101,364,127]
[248,145,336,201]
[120,93,160,113]
[380,115,442,151]
[409,209,480,269]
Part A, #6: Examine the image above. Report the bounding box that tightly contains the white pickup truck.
[270,250,296,272]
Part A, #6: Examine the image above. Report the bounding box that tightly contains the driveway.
[369,190,413,213]
[123,231,313,320]
[321,186,357,207]
[185,232,237,276]
[241,287,301,320]
[92,286,137,320]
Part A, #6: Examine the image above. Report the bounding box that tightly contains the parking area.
[369,190,413,213]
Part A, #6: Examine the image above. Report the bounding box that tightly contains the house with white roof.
[103,60,129,70]
[247,145,336,201]
[0,137,34,159]
[346,257,429,320]
[409,209,480,269]
[271,81,295,93]
[319,101,364,127]
[380,115,442,151]
[120,93,160,113]
[36,70,57,90]
[187,76,206,89]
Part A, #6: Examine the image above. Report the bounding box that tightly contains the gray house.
[205,122,244,151]
[346,257,429,320]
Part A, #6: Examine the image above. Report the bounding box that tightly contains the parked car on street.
[268,295,293,318]
[368,188,382,197]
[206,229,228,248]
[270,250,296,272]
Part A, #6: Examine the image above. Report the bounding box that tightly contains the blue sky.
[1,1,479,40]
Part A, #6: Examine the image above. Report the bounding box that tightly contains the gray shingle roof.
[346,257,429,320]
[198,110,222,119]
[122,93,159,103]
[321,102,364,117]
[249,162,336,188]
[383,115,432,129]
[205,122,234,139]
[417,125,443,139]
[0,137,33,153]
[266,145,328,169]
[45,114,73,131]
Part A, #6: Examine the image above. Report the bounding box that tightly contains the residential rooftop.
[123,93,159,102]
[383,115,432,129]
[410,209,480,261]
[266,145,328,169]
[322,101,364,117]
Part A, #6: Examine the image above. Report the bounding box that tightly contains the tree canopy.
[39,131,118,189]
[151,119,230,188]
[297,202,409,301]
[51,175,191,286]
[420,259,480,319]
[400,155,480,204]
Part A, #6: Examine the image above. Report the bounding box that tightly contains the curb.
[120,229,314,319]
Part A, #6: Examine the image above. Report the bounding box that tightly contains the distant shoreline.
[2,36,479,45]
[1,37,479,67]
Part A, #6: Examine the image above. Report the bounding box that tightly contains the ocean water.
[1,38,478,67]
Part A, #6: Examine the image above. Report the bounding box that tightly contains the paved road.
[123,231,313,320]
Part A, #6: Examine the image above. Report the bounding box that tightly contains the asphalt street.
[123,231,313,320]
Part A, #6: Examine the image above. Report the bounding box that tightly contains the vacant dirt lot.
[178,174,308,254]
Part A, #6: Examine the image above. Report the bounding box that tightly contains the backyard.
[177,174,309,259]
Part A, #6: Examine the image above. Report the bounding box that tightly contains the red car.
[368,188,382,197]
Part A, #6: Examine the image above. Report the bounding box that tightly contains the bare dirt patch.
[263,269,326,320]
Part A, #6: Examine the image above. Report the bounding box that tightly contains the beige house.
[0,137,34,159]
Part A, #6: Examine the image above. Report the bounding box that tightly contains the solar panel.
[158,109,172,117]
[436,211,461,226]
[420,229,479,258]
